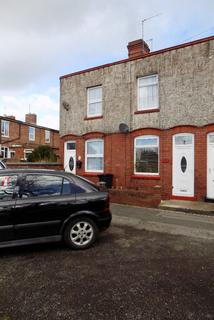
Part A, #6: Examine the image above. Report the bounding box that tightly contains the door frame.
[172,133,195,199]
[64,141,76,174]
[207,132,214,200]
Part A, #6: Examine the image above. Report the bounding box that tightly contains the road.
[0,204,213,320]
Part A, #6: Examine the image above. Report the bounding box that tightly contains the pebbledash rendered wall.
[60,36,214,204]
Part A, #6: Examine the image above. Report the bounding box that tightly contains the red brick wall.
[7,162,63,170]
[60,123,214,203]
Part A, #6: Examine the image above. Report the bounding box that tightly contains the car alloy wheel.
[64,218,98,249]
[70,221,93,246]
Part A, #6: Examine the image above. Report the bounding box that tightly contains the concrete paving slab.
[159,199,214,215]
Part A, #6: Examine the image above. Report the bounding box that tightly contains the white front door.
[172,134,194,197]
[207,133,214,199]
[64,141,76,174]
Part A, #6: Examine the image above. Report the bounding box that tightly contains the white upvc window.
[29,127,35,141]
[10,151,16,159]
[85,139,104,172]
[0,146,10,159]
[138,74,159,110]
[24,149,33,161]
[45,130,50,143]
[134,135,159,175]
[87,86,102,118]
[1,120,9,137]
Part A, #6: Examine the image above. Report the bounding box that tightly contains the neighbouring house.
[59,35,214,205]
[0,113,60,162]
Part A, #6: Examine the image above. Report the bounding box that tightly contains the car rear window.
[62,178,85,194]
[70,175,99,193]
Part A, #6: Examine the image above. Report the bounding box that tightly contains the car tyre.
[64,217,98,250]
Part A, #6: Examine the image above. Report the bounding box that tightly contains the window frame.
[45,130,50,143]
[1,120,9,137]
[24,149,33,161]
[85,139,104,173]
[29,126,35,141]
[134,135,159,176]
[10,150,16,159]
[137,74,159,111]
[87,86,102,118]
[1,146,10,159]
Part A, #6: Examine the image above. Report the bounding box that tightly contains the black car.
[0,169,111,250]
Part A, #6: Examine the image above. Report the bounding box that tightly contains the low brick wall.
[109,187,161,208]
[6,162,63,170]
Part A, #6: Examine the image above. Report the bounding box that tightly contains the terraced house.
[0,113,59,161]
[60,36,214,205]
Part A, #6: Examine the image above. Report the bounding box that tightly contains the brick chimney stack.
[3,115,16,120]
[25,113,37,124]
[127,39,150,59]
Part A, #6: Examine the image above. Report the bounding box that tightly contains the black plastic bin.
[98,174,113,189]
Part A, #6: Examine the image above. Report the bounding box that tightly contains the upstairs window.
[87,86,102,118]
[1,120,9,137]
[138,75,159,111]
[85,139,104,172]
[134,135,159,175]
[29,127,35,141]
[45,130,50,143]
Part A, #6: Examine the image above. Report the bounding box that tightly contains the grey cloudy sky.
[0,0,213,129]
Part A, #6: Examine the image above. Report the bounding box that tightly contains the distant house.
[0,113,59,161]
[59,36,214,204]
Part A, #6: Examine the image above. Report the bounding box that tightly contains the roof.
[0,169,98,186]
[60,35,214,80]
[0,116,59,133]
[0,168,68,175]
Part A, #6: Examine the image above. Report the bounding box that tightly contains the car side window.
[62,178,85,195]
[21,175,63,198]
[0,175,18,201]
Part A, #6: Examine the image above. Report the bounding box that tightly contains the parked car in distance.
[0,160,6,170]
[0,169,112,250]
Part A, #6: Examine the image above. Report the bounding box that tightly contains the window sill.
[84,116,103,121]
[134,109,160,115]
[131,175,160,180]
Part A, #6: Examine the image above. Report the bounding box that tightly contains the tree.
[27,145,57,162]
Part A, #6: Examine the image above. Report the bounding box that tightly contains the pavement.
[111,203,214,240]
[0,204,214,320]
[159,199,214,215]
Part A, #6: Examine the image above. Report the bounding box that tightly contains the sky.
[0,0,213,130]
